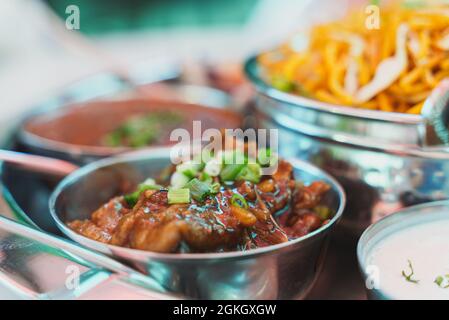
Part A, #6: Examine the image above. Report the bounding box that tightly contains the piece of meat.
[257,161,294,214]
[110,189,171,247]
[111,191,245,253]
[178,206,244,252]
[272,160,294,182]
[68,196,129,242]
[91,197,129,233]
[130,217,186,252]
[246,161,293,247]
[110,210,145,246]
[251,216,289,247]
[283,211,323,238]
[280,180,330,238]
[293,181,330,210]
[68,220,112,243]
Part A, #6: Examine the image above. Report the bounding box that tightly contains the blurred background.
[0,0,360,142]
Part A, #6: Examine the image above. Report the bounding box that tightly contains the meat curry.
[68,149,333,253]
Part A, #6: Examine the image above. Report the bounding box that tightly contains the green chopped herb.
[401,259,419,284]
[257,148,278,167]
[124,183,161,207]
[102,111,183,148]
[236,163,261,183]
[185,178,212,202]
[272,76,295,92]
[435,276,444,287]
[220,163,245,182]
[220,150,248,165]
[176,161,202,179]
[231,193,248,209]
[209,182,221,194]
[168,188,190,204]
[434,275,449,288]
[199,172,213,183]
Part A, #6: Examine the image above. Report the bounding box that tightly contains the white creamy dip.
[367,219,449,300]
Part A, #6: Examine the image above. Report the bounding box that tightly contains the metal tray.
[0,72,367,300]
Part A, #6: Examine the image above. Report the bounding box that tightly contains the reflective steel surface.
[357,200,449,300]
[49,148,345,299]
[245,56,449,234]
[0,215,176,300]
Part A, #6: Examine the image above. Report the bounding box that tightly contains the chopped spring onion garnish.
[102,111,183,148]
[195,148,214,164]
[434,275,449,288]
[168,188,190,204]
[209,182,221,194]
[220,163,245,182]
[219,150,247,165]
[124,183,161,207]
[176,161,202,179]
[231,193,248,209]
[185,178,213,202]
[257,148,278,167]
[401,259,419,284]
[170,171,190,189]
[199,171,212,183]
[204,158,222,176]
[271,76,296,92]
[236,163,261,183]
[142,178,156,186]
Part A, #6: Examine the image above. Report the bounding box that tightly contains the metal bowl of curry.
[18,98,242,164]
[49,147,345,299]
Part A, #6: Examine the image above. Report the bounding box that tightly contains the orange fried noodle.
[258,1,449,114]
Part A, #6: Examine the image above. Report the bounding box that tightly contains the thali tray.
[0,72,367,300]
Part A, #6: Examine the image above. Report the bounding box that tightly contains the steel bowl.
[49,148,345,299]
[17,84,238,165]
[245,56,449,234]
[357,200,449,300]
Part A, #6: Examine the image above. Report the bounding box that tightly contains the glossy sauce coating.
[69,160,331,253]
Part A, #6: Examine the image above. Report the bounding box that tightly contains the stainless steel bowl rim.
[245,56,449,159]
[257,103,449,159]
[19,129,128,158]
[49,147,346,261]
[356,199,449,299]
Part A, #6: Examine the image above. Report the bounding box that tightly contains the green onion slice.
[434,275,449,288]
[209,182,221,194]
[168,188,191,204]
[231,193,248,209]
[220,163,245,182]
[185,178,212,202]
[176,161,201,179]
[257,148,278,167]
[236,163,261,183]
[199,172,212,183]
[124,183,161,207]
